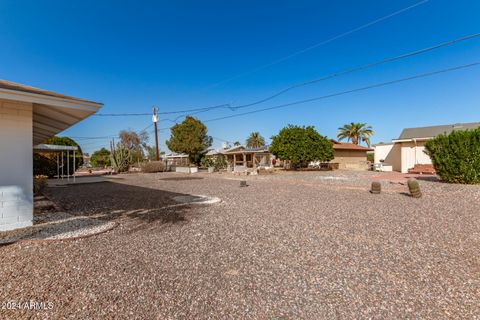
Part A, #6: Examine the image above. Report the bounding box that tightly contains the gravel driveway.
[0,172,479,319]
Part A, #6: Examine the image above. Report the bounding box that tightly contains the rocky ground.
[0,171,478,319]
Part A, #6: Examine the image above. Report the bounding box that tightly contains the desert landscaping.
[1,171,478,319]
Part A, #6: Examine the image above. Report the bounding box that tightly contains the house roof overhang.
[391,137,433,143]
[0,80,103,145]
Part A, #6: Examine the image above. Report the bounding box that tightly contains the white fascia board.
[0,88,102,112]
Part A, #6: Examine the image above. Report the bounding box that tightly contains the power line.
[232,33,480,110]
[87,32,479,119]
[93,104,233,117]
[76,59,480,142]
[80,61,480,149]
[202,61,480,123]
[199,0,429,91]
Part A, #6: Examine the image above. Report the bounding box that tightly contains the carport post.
[73,150,76,183]
[57,153,60,179]
[67,150,70,182]
[61,151,64,180]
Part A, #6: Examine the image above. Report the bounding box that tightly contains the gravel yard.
[0,171,479,319]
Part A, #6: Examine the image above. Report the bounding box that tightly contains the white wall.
[0,99,33,231]
[374,144,402,171]
[399,141,432,173]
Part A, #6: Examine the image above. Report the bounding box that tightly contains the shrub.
[424,128,480,184]
[213,154,227,170]
[90,147,111,167]
[34,175,48,195]
[33,153,57,178]
[200,157,214,168]
[140,161,165,173]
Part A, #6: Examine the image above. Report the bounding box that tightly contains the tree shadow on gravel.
[40,181,207,233]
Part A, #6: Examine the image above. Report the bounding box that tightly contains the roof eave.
[392,137,433,143]
[0,88,102,112]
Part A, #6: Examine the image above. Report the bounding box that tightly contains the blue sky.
[1,0,480,154]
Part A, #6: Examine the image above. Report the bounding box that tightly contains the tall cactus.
[110,140,131,172]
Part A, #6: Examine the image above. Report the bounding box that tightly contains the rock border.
[0,221,118,247]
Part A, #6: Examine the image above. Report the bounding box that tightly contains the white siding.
[0,99,33,231]
[399,141,432,173]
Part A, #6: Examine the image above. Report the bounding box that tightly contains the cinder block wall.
[0,99,33,231]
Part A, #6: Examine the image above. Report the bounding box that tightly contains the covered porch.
[223,146,272,173]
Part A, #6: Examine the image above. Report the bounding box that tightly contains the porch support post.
[67,150,70,182]
[253,152,257,170]
[233,154,236,169]
[57,153,60,179]
[73,150,76,183]
[243,153,246,167]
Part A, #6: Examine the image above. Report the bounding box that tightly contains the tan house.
[374,122,480,173]
[331,140,373,170]
[0,80,102,231]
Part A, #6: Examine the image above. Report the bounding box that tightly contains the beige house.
[374,122,480,173]
[331,140,373,170]
[0,80,102,231]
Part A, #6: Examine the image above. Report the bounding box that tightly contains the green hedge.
[424,128,480,184]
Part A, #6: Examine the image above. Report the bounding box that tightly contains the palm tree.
[246,132,266,148]
[337,122,374,147]
[233,141,241,146]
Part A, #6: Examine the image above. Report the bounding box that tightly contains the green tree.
[337,122,374,146]
[166,116,213,165]
[269,125,334,168]
[90,147,111,167]
[425,128,480,184]
[233,141,241,146]
[246,132,265,148]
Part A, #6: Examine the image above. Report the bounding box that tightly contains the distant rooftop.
[396,122,480,140]
[331,140,373,151]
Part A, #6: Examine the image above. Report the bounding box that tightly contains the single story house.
[165,152,189,166]
[222,146,273,172]
[0,80,102,231]
[374,122,480,173]
[223,141,372,172]
[330,140,373,170]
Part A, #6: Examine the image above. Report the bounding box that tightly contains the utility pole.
[152,106,160,161]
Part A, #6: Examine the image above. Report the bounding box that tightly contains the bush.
[200,157,214,168]
[213,154,227,170]
[33,153,57,178]
[91,147,111,167]
[424,128,480,184]
[34,176,48,195]
[140,161,165,173]
[200,155,227,170]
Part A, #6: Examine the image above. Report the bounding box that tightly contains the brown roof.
[331,140,373,151]
[0,79,102,105]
